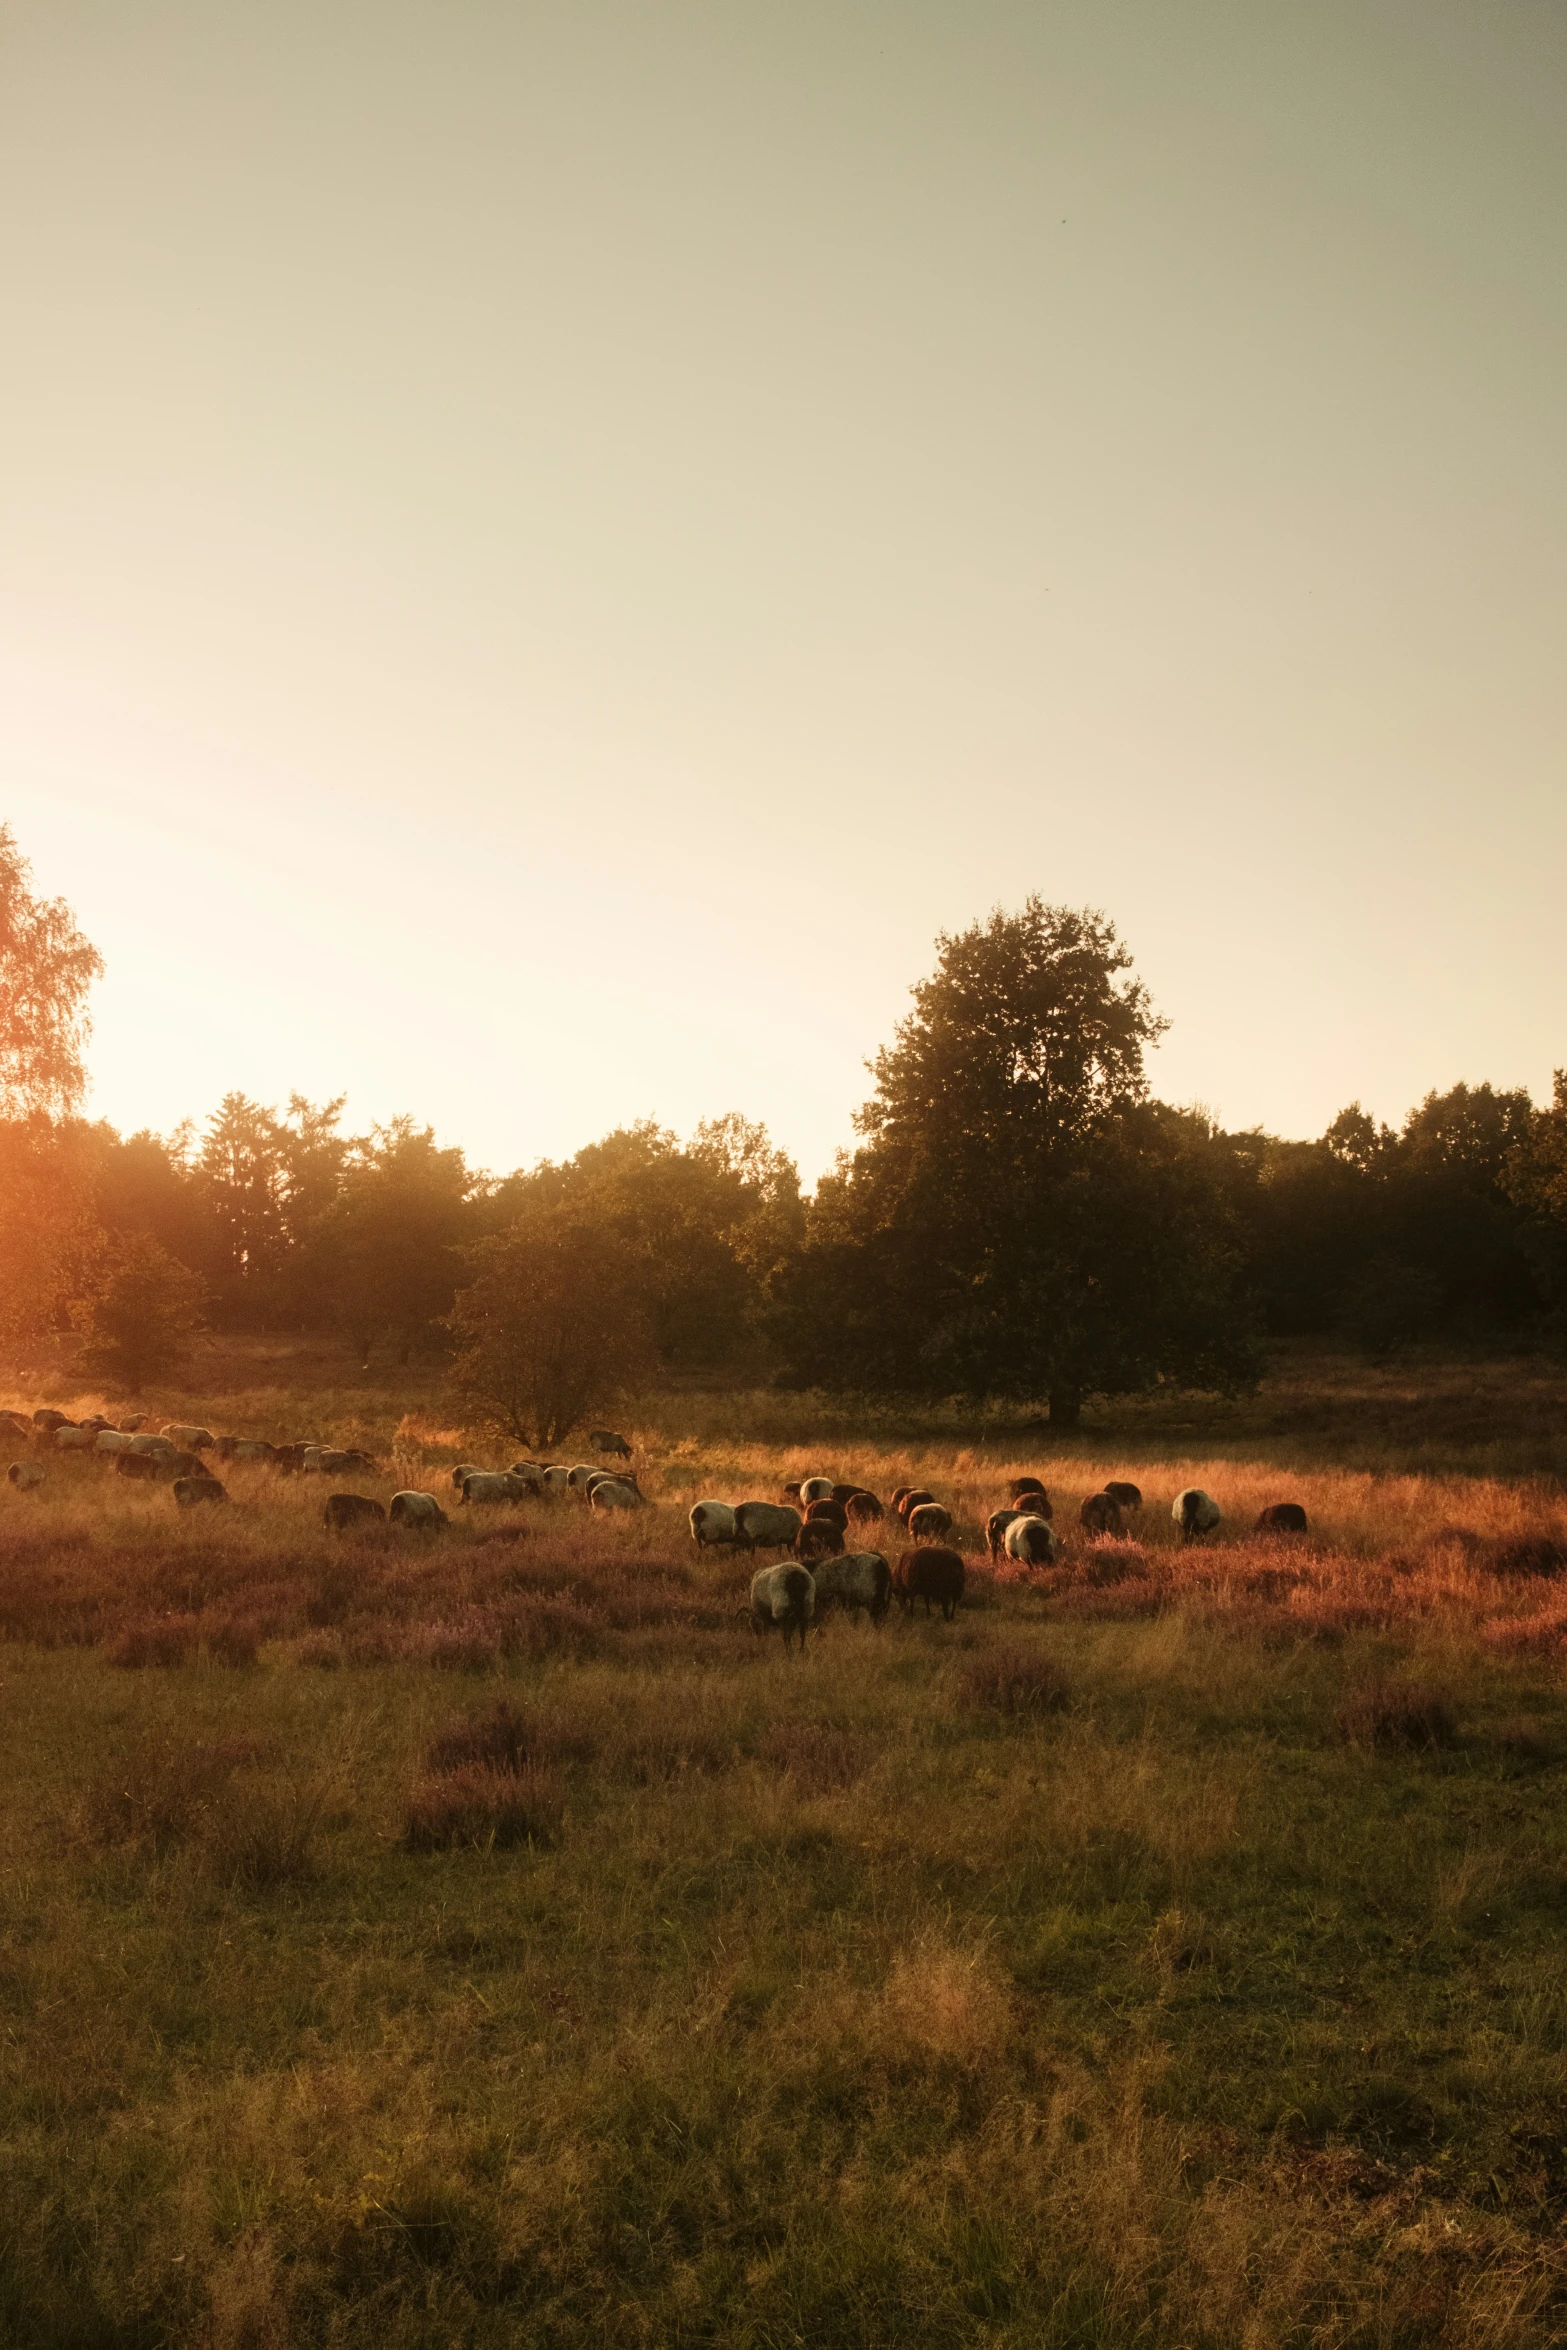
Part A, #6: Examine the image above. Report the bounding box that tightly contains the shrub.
[107,1613,200,1668]
[960,1645,1071,1716]
[402,1763,562,1852]
[1337,1680,1459,1753]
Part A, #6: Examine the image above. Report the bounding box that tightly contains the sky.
[2,1,1563,1186]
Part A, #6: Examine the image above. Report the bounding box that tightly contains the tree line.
[4,825,1566,1419]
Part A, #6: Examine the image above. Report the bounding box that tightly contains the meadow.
[3,1343,1567,2347]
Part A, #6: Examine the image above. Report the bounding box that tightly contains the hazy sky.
[3,1,1563,1183]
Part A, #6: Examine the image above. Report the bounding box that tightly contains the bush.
[960,1645,1071,1716]
[402,1764,562,1852]
[69,1232,204,1391]
[1337,1680,1459,1752]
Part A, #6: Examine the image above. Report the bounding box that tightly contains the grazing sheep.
[126,1433,176,1456]
[115,1452,162,1482]
[461,1471,531,1506]
[323,1492,387,1533]
[53,1426,93,1451]
[844,1489,884,1523]
[749,1563,815,1653]
[812,1550,891,1624]
[93,1430,134,1454]
[7,1461,45,1491]
[796,1519,845,1565]
[689,1500,738,1547]
[1004,1515,1060,1567]
[0,1411,30,1438]
[163,1423,214,1452]
[588,1428,633,1458]
[589,1477,646,1513]
[1079,1492,1126,1539]
[1103,1481,1142,1513]
[897,1488,937,1522]
[541,1466,573,1495]
[271,1443,311,1475]
[894,1546,965,1621]
[506,1462,545,1494]
[174,1475,228,1509]
[804,1497,849,1530]
[215,1437,275,1464]
[732,1501,804,1554]
[1173,1488,1222,1542]
[781,1480,804,1501]
[32,1410,72,1432]
[799,1477,836,1506]
[828,1483,863,1507]
[450,1462,484,1491]
[890,1487,914,1513]
[1009,1477,1050,1506]
[986,1507,1022,1561]
[907,1502,953,1544]
[390,1490,449,1528]
[117,1415,148,1433]
[566,1464,600,1490]
[318,1448,377,1476]
[1256,1502,1309,1535]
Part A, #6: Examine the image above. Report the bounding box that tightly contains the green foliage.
[303,1117,475,1363]
[778,902,1257,1416]
[69,1231,206,1391]
[0,824,103,1120]
[446,1199,656,1446]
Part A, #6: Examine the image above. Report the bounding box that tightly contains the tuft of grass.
[402,1762,562,1852]
[959,1643,1071,1715]
[1337,1678,1460,1752]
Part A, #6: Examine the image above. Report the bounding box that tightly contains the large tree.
[0,826,104,1119]
[776,901,1258,1421]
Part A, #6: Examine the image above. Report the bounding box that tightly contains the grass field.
[4,1341,1567,2346]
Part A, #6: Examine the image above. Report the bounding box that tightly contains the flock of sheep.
[688,1472,1311,1653]
[4,1403,1312,1659]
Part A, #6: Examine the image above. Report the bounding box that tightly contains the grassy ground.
[3,1342,1567,2345]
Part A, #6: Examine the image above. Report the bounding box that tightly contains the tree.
[0,826,104,1119]
[0,1116,100,1361]
[305,1118,475,1364]
[70,1234,205,1392]
[446,1203,654,1448]
[775,902,1257,1421]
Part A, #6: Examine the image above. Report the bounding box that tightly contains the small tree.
[0,826,104,1119]
[446,1204,654,1449]
[71,1235,205,1393]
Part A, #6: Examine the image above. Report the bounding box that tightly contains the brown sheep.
[844,1490,884,1523]
[173,1475,228,1509]
[986,1507,1022,1561]
[893,1546,965,1622]
[796,1519,845,1564]
[897,1488,937,1521]
[323,1493,387,1533]
[1256,1502,1309,1534]
[1103,1481,1142,1513]
[1009,1477,1049,1506]
[906,1502,953,1543]
[1079,1492,1126,1539]
[804,1497,849,1531]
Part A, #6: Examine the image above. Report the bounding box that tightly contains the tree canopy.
[0,826,103,1120]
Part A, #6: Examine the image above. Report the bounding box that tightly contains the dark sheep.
[897,1488,937,1521]
[323,1493,388,1533]
[844,1490,884,1523]
[890,1486,914,1513]
[1009,1477,1049,1506]
[1103,1481,1142,1513]
[907,1502,953,1543]
[32,1410,72,1432]
[894,1546,966,1622]
[781,1480,804,1501]
[173,1475,228,1509]
[804,1497,849,1531]
[1079,1492,1126,1539]
[1256,1502,1309,1535]
[796,1519,845,1564]
[987,1507,1022,1561]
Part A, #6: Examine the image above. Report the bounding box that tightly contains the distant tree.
[306,1118,474,1364]
[1504,1070,1567,1331]
[70,1233,205,1392]
[775,902,1257,1421]
[0,826,103,1119]
[446,1203,654,1448]
[0,1117,100,1361]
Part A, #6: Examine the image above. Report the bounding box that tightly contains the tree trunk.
[1047,1388,1081,1428]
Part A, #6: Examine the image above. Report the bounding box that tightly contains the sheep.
[32,1410,72,1432]
[7,1461,45,1491]
[732,1501,804,1554]
[214,1437,275,1463]
[126,1433,176,1455]
[272,1443,311,1474]
[318,1448,377,1476]
[323,1493,387,1533]
[53,1426,93,1451]
[986,1507,1022,1560]
[0,1411,30,1438]
[1256,1502,1309,1535]
[566,1464,600,1490]
[689,1500,738,1547]
[461,1471,531,1506]
[795,1519,845,1565]
[115,1452,163,1482]
[1009,1477,1050,1507]
[829,1483,863,1507]
[1103,1481,1142,1513]
[781,1480,804,1501]
[804,1497,849,1531]
[897,1488,937,1521]
[451,1462,485,1491]
[174,1475,228,1509]
[93,1430,134,1454]
[798,1477,836,1506]
[117,1414,148,1433]
[893,1546,965,1622]
[163,1423,214,1452]
[589,1478,647,1513]
[541,1466,573,1496]
[506,1462,546,1494]
[1004,1515,1060,1568]
[890,1486,914,1513]
[907,1502,954,1543]
[588,1428,633,1458]
[749,1563,815,1653]
[390,1490,449,1529]
[1173,1488,1222,1542]
[811,1550,891,1624]
[1079,1492,1126,1539]
[844,1489,884,1523]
